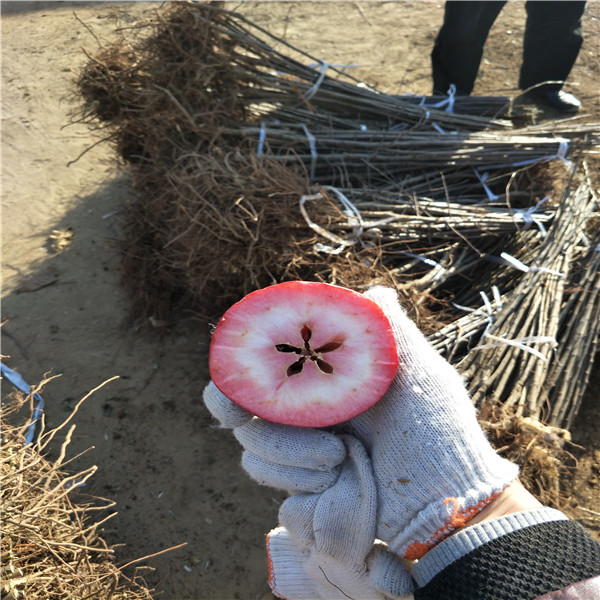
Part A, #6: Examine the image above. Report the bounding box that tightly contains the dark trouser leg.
[432,0,506,95]
[520,1,586,92]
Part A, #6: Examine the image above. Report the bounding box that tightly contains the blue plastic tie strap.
[1,362,45,445]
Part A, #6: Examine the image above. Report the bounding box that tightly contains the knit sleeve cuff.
[412,507,568,587]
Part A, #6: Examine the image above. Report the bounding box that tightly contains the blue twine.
[1,363,45,445]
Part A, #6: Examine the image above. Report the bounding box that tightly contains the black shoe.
[528,89,581,113]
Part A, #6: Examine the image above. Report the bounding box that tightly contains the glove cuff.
[267,527,319,600]
[390,455,519,560]
[412,507,569,587]
[267,527,391,600]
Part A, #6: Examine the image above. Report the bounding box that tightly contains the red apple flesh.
[209,281,399,427]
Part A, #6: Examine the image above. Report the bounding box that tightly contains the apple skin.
[209,281,399,427]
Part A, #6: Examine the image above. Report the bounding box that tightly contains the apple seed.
[276,325,341,377]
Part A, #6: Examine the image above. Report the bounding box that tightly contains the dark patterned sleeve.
[412,509,600,600]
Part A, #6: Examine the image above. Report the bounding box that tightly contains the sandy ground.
[2,2,599,599]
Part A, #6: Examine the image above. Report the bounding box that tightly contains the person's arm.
[413,480,600,600]
[462,480,542,523]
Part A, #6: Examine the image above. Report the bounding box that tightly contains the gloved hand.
[204,385,410,598]
[265,435,410,599]
[205,379,410,598]
[203,286,519,596]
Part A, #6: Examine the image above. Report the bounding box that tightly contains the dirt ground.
[2,2,599,599]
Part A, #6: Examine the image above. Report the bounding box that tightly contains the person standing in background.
[432,0,586,112]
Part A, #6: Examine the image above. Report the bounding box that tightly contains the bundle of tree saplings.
[428,178,600,430]
[74,2,600,434]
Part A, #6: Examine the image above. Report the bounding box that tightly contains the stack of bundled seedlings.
[1,385,154,600]
[76,2,599,437]
[243,121,589,187]
[429,176,600,430]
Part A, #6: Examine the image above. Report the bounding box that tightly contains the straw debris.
[1,382,154,600]
[479,402,575,508]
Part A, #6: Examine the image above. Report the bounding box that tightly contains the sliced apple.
[209,281,399,427]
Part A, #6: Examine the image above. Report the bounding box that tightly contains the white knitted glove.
[204,286,518,595]
[204,385,410,598]
[266,530,409,600]
[338,286,519,560]
[265,435,410,599]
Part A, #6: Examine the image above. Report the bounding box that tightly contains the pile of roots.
[75,2,599,438]
[478,401,575,507]
[1,383,154,600]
